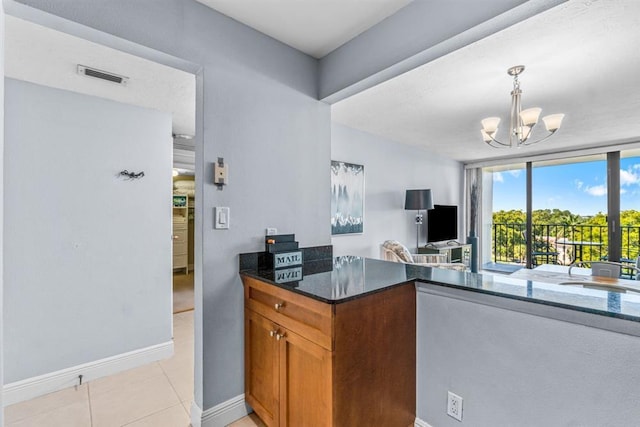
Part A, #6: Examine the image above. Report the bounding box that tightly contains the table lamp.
[405,189,434,252]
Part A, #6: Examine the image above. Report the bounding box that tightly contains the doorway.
[3,11,200,422]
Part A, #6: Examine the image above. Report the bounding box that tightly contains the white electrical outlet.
[266,227,277,236]
[447,391,463,422]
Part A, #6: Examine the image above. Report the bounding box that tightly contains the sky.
[492,157,640,215]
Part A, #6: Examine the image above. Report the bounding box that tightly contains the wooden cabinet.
[245,310,280,426]
[246,310,332,427]
[242,275,415,427]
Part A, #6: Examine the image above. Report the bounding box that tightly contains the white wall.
[3,79,172,382]
[0,1,5,423]
[7,0,330,415]
[417,289,640,426]
[331,123,463,257]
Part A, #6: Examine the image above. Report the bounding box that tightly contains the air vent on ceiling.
[77,65,128,86]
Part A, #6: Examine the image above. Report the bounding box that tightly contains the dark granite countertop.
[240,255,640,322]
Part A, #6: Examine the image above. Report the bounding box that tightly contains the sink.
[557,281,640,294]
[558,280,604,286]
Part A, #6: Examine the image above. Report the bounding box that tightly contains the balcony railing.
[492,223,640,266]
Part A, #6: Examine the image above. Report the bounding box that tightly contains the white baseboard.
[415,417,434,427]
[198,394,250,427]
[3,341,174,406]
[190,401,203,427]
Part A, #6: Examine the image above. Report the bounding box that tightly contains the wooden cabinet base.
[333,284,415,426]
[243,276,415,427]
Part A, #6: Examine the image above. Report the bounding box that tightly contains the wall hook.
[119,170,145,179]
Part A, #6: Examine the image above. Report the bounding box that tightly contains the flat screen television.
[427,205,458,243]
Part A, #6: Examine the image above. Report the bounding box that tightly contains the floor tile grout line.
[162,320,195,419]
[119,403,187,427]
[4,385,90,425]
[7,311,194,427]
[158,349,192,413]
[88,369,170,400]
[88,382,95,427]
[88,371,183,427]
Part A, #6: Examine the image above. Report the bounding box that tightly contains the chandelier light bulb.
[520,107,542,126]
[543,114,565,132]
[481,117,501,133]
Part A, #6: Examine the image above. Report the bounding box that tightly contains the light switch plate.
[215,207,230,229]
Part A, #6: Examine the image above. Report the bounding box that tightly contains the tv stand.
[418,243,471,267]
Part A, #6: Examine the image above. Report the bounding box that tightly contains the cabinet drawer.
[173,229,188,242]
[242,276,332,350]
[174,254,187,268]
[173,219,188,230]
[173,240,188,255]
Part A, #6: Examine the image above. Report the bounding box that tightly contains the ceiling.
[332,0,640,163]
[195,0,412,58]
[7,0,638,166]
[4,16,196,138]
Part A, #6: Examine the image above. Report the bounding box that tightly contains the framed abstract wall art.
[331,161,364,235]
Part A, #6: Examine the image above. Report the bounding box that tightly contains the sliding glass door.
[484,164,526,269]
[532,155,607,266]
[480,149,638,271]
[620,149,640,263]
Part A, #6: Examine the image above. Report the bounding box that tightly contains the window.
[481,150,639,270]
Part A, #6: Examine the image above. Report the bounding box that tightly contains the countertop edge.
[240,257,640,325]
[239,270,414,304]
[416,281,640,337]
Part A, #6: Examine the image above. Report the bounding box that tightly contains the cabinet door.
[245,310,280,426]
[279,328,332,427]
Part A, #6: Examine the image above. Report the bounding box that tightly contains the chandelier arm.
[484,135,512,148]
[519,129,558,146]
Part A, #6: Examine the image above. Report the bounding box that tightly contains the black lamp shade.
[404,189,434,210]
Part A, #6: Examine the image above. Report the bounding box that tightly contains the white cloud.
[493,172,504,183]
[508,170,521,178]
[585,185,607,196]
[546,196,562,205]
[620,168,640,186]
[633,164,640,170]
[574,179,584,190]
[621,189,628,194]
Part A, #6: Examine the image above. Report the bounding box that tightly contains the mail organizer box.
[265,234,302,269]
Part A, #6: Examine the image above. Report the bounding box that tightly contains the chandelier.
[481,65,564,148]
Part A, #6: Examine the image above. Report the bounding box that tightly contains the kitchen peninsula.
[239,251,640,427]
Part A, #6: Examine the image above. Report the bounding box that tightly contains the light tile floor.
[6,312,193,427]
[5,310,263,427]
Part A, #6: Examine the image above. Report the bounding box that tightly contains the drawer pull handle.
[274,302,285,311]
[269,330,277,337]
[276,332,286,341]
